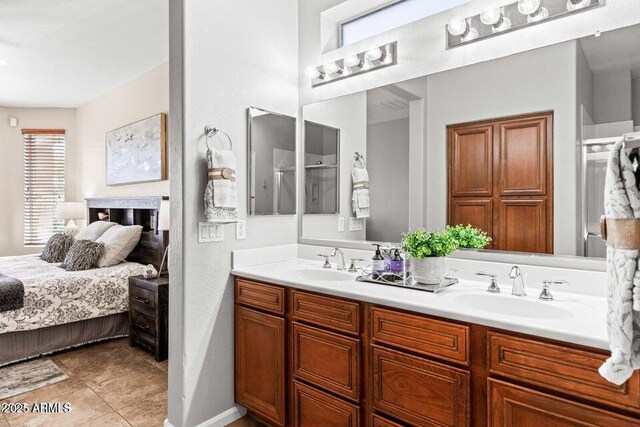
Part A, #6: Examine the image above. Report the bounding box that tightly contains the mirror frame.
[301,119,341,216]
[247,106,297,216]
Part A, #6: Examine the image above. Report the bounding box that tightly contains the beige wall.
[0,106,77,256]
[76,62,169,200]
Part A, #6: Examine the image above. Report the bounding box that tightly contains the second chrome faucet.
[476,265,526,296]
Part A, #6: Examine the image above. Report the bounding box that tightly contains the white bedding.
[0,255,147,334]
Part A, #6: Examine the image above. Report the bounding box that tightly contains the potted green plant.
[446,224,492,249]
[403,228,458,284]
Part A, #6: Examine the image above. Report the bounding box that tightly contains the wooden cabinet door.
[497,114,551,196]
[496,198,551,254]
[448,124,493,197]
[489,379,640,427]
[448,198,493,248]
[292,380,360,427]
[372,346,470,427]
[235,306,286,427]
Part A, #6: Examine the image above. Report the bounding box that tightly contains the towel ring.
[353,152,366,169]
[204,125,233,151]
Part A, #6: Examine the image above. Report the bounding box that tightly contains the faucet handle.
[317,254,331,269]
[539,279,569,301]
[475,271,501,293]
[348,258,365,273]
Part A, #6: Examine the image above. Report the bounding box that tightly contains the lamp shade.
[158,200,170,231]
[56,202,85,220]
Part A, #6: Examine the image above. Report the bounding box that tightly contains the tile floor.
[227,415,267,427]
[0,339,167,427]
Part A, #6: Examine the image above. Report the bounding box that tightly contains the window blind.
[23,129,66,246]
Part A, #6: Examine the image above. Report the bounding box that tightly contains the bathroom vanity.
[232,253,640,427]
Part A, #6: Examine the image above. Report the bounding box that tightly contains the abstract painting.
[106,113,167,186]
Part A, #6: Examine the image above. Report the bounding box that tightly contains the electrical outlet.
[236,220,246,240]
[198,222,224,243]
[350,217,363,231]
[338,216,345,232]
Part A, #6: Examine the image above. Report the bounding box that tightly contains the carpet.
[0,358,69,400]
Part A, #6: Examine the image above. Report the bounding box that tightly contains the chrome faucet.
[330,248,346,271]
[509,266,526,296]
[475,271,501,293]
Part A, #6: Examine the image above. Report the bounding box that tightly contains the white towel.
[352,167,370,219]
[204,148,239,223]
[599,139,640,385]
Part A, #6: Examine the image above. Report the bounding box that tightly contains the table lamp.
[56,202,85,237]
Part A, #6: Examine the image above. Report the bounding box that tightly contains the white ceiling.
[0,0,168,108]
[580,24,640,79]
[367,84,421,124]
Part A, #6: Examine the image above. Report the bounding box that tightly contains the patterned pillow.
[60,240,105,271]
[41,233,75,263]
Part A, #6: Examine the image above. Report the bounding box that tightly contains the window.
[23,129,66,246]
[340,0,473,47]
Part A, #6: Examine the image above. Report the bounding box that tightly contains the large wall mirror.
[248,107,296,215]
[301,23,640,265]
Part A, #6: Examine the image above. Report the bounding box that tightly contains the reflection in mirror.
[301,23,640,261]
[304,121,339,214]
[248,107,296,215]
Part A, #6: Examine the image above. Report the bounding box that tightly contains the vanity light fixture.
[447,0,601,48]
[480,7,512,33]
[517,0,548,23]
[304,66,325,81]
[567,0,591,11]
[447,18,478,42]
[306,41,397,87]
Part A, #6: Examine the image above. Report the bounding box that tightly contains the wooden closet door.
[496,114,552,196]
[448,198,493,248]
[495,198,551,254]
[448,124,493,197]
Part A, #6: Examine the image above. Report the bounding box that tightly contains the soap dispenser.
[389,249,404,274]
[372,244,386,276]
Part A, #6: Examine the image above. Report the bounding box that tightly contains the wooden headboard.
[85,197,169,270]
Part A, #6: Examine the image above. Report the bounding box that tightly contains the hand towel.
[599,139,640,385]
[205,148,239,223]
[352,167,370,219]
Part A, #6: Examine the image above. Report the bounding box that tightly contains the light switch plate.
[350,217,363,231]
[198,222,224,243]
[338,216,345,232]
[236,220,246,240]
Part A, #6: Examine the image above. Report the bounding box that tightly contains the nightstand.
[128,275,169,362]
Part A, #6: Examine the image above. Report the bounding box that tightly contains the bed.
[0,196,168,366]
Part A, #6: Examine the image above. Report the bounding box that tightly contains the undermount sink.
[453,293,573,320]
[292,268,354,282]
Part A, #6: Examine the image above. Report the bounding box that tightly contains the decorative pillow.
[41,233,75,263]
[75,221,118,242]
[60,240,105,271]
[96,225,143,267]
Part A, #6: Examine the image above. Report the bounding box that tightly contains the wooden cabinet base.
[292,381,360,427]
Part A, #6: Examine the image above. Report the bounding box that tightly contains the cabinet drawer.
[291,290,360,335]
[235,278,285,315]
[130,285,156,310]
[370,306,469,365]
[489,379,640,427]
[372,346,470,427]
[372,414,404,427]
[131,310,156,337]
[292,322,360,401]
[292,380,360,427]
[488,331,640,412]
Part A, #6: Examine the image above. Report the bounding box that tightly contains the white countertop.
[232,255,609,351]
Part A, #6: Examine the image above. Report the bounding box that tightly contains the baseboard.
[163,406,247,427]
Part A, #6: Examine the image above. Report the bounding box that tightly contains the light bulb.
[304,66,323,80]
[527,7,548,22]
[447,18,468,36]
[493,17,511,32]
[480,7,503,26]
[517,0,540,15]
[344,54,362,68]
[567,0,591,10]
[461,27,478,42]
[323,62,342,74]
[365,47,384,62]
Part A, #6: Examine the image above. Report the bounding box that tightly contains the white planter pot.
[410,256,445,285]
